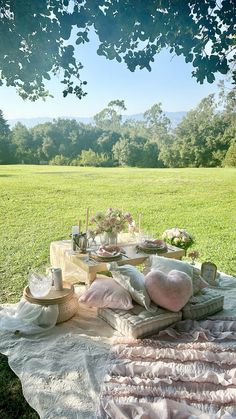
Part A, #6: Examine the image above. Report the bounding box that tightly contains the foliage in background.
[223,143,236,167]
[0,1,235,100]
[0,110,11,164]
[0,81,235,168]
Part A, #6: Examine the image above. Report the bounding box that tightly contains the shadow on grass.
[0,354,39,419]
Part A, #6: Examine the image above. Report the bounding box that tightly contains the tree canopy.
[0,0,235,100]
[1,80,235,167]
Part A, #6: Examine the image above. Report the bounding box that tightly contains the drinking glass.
[28,270,52,298]
[138,230,154,244]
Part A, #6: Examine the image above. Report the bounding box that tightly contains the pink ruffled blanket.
[99,318,236,418]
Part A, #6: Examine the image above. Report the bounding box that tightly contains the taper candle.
[138,214,141,232]
[72,225,79,235]
[85,208,89,233]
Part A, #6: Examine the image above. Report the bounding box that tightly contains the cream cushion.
[98,303,182,339]
[108,263,155,312]
[182,289,224,320]
[97,289,224,338]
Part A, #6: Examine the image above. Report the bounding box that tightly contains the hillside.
[8,111,186,129]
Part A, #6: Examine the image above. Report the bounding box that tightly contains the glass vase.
[100,232,118,246]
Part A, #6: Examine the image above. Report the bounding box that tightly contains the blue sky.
[0,30,225,120]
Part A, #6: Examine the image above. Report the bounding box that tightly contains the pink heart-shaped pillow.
[145,269,193,312]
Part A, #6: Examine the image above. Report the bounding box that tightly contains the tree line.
[0,82,235,168]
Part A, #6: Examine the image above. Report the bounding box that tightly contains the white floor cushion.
[182,289,224,320]
[98,304,182,339]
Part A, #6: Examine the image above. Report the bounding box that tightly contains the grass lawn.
[0,165,236,304]
[0,164,235,417]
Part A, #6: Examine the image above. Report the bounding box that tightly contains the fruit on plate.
[96,245,121,258]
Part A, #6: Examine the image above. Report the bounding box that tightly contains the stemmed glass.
[86,237,99,261]
[188,250,199,265]
[138,230,154,244]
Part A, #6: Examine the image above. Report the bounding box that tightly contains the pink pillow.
[145,269,193,312]
[79,276,133,310]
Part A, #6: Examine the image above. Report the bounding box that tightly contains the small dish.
[138,239,167,253]
[91,251,122,262]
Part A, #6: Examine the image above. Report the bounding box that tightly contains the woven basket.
[56,295,79,324]
[23,282,79,324]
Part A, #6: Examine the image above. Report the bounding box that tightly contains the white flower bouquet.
[162,227,194,250]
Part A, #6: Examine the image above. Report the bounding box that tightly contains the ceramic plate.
[91,251,122,262]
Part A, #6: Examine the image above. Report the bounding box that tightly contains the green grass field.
[1,165,236,304]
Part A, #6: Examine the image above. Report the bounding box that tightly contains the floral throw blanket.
[99,318,236,418]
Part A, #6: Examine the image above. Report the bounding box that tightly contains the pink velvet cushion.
[79,276,133,310]
[145,269,193,312]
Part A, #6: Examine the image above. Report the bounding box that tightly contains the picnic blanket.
[0,273,236,418]
[100,319,236,418]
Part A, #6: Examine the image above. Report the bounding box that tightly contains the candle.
[85,208,89,233]
[72,225,79,235]
[138,214,141,232]
[78,220,81,233]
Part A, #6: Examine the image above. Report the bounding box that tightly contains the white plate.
[92,251,121,261]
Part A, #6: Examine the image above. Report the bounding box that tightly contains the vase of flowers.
[100,231,118,245]
[89,208,133,245]
[162,227,194,252]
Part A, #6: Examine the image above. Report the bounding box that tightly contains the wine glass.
[28,270,52,298]
[139,230,154,244]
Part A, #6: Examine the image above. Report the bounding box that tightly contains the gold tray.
[23,282,74,305]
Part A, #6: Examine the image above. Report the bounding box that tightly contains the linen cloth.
[0,273,235,419]
[0,299,59,334]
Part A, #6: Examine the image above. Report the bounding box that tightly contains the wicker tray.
[23,282,74,305]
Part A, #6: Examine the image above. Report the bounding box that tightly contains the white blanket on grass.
[0,274,236,419]
[0,299,59,334]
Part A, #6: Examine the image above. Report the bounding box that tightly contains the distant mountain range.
[8,111,186,129]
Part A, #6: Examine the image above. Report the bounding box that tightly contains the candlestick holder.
[71,232,88,253]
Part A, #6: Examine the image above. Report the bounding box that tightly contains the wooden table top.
[66,242,185,274]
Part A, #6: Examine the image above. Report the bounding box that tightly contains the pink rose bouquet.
[90,208,133,236]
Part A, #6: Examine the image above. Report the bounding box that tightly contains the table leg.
[86,271,96,286]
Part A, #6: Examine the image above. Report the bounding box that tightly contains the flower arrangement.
[88,208,133,237]
[162,227,194,250]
